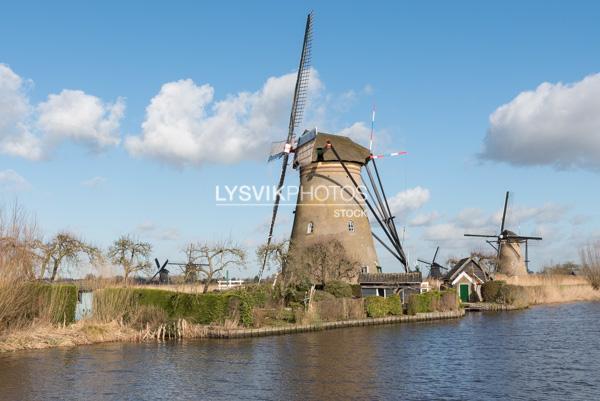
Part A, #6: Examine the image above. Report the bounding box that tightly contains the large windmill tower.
[464,192,542,276]
[289,130,379,276]
[258,12,408,282]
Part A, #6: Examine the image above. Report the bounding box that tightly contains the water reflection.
[0,302,599,401]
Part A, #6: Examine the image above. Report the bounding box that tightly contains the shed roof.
[445,257,489,283]
[359,272,422,285]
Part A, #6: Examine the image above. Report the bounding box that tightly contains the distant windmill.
[464,191,542,276]
[150,258,169,284]
[418,246,448,279]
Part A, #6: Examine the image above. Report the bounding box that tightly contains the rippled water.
[1,302,599,401]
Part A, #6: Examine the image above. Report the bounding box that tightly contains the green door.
[459,284,469,302]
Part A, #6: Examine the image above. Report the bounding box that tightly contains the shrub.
[407,290,458,315]
[498,285,529,307]
[130,305,169,330]
[313,290,335,302]
[350,284,362,298]
[365,295,402,318]
[316,298,366,321]
[407,293,431,315]
[481,281,506,302]
[439,289,459,311]
[323,281,353,298]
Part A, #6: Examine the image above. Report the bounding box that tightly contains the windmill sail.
[259,12,314,282]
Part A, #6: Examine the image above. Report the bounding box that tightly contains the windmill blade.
[500,191,509,233]
[154,258,161,270]
[268,140,294,162]
[417,259,432,265]
[432,246,440,264]
[259,12,314,283]
[505,234,543,241]
[369,151,408,160]
[464,234,497,238]
[161,259,169,269]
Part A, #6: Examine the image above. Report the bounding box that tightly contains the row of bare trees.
[0,203,248,286]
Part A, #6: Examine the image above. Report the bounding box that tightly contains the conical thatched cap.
[307,132,371,164]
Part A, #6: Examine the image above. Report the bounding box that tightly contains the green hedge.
[45,284,77,324]
[365,295,402,318]
[94,287,263,327]
[323,281,353,298]
[481,281,528,306]
[407,291,439,315]
[2,283,78,326]
[481,281,506,302]
[407,290,459,315]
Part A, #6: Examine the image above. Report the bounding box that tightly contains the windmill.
[418,246,448,279]
[258,12,409,282]
[150,258,169,284]
[464,191,542,276]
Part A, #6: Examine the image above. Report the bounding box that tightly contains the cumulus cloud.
[0,169,30,191]
[0,63,124,160]
[388,186,430,217]
[37,90,123,149]
[126,71,322,166]
[339,122,371,144]
[481,73,600,170]
[409,211,440,227]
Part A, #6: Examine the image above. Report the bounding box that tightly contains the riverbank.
[0,309,464,353]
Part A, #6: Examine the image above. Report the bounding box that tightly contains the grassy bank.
[495,274,600,305]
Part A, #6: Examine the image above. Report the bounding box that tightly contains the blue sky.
[1,0,599,277]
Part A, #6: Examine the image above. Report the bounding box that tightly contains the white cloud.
[388,186,430,217]
[0,63,124,160]
[0,64,42,159]
[423,223,465,242]
[0,169,30,191]
[81,176,107,188]
[126,71,323,166]
[481,73,600,170]
[409,211,440,227]
[37,90,124,149]
[339,122,371,145]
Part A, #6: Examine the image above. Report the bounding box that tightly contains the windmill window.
[348,220,355,232]
[307,222,314,234]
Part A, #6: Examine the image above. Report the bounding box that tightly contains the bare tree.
[39,232,100,281]
[286,240,361,286]
[180,243,201,283]
[107,235,152,285]
[447,250,497,274]
[182,241,246,293]
[0,202,41,281]
[580,242,600,290]
[256,240,289,275]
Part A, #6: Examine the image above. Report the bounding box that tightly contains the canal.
[0,302,598,400]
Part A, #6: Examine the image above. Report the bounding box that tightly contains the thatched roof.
[295,131,371,164]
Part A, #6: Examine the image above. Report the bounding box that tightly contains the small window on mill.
[348,220,355,232]
[307,222,314,234]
